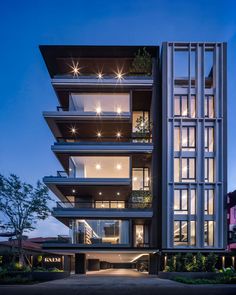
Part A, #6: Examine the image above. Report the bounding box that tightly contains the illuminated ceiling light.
[183,166,187,172]
[95,164,101,170]
[97,72,103,79]
[115,71,124,80]
[97,132,101,137]
[69,61,81,77]
[146,177,150,181]
[96,106,102,114]
[116,164,122,170]
[117,107,122,114]
[133,176,137,181]
[116,192,120,196]
[72,189,76,193]
[69,168,72,172]
[98,192,102,196]
[71,127,77,134]
[116,132,121,138]
[118,204,122,208]
[101,204,104,208]
[130,253,149,263]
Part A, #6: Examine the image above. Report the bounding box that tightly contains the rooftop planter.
[129,47,152,76]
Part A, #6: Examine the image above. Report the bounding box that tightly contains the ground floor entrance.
[72,251,159,275]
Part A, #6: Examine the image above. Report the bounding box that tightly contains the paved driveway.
[0,269,236,295]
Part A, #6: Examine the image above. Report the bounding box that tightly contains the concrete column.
[75,253,86,274]
[149,253,160,275]
[87,259,100,271]
[63,255,71,272]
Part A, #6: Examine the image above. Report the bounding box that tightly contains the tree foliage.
[0,174,51,264]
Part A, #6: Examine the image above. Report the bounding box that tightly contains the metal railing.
[56,201,152,209]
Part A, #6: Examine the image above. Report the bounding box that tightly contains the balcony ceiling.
[48,183,132,202]
[39,45,158,78]
[44,116,132,139]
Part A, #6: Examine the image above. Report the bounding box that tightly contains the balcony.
[56,200,152,209]
[43,91,153,144]
[52,201,152,220]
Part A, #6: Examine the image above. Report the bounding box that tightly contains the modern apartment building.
[40,43,227,274]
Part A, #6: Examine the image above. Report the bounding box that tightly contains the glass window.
[95,201,125,209]
[174,221,188,246]
[182,127,195,151]
[174,127,180,152]
[204,221,214,246]
[134,225,144,247]
[190,190,196,214]
[132,111,149,133]
[190,95,196,118]
[174,127,195,152]
[205,95,215,118]
[71,156,130,179]
[132,168,150,191]
[174,189,188,214]
[174,220,196,246]
[174,158,180,182]
[174,95,196,118]
[174,189,196,214]
[174,158,196,182]
[205,158,215,182]
[70,93,130,114]
[205,50,214,88]
[204,190,214,215]
[70,220,129,245]
[205,127,214,152]
[190,221,196,246]
[182,158,196,182]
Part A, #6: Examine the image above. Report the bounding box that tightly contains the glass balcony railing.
[56,201,152,209]
[56,134,152,144]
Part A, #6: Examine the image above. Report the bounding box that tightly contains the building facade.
[40,43,227,274]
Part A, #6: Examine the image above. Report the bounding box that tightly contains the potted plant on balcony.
[129,47,152,76]
[133,116,152,143]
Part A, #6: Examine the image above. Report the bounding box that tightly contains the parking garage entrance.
[73,251,159,275]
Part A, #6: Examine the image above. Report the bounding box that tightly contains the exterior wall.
[162,42,227,250]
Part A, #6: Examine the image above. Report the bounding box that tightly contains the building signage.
[44,257,61,263]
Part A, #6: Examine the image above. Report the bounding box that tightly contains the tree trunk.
[17,232,24,266]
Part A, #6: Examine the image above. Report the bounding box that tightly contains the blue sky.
[0,0,235,237]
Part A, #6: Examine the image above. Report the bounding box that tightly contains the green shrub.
[195,252,206,272]
[129,47,152,76]
[173,275,236,285]
[176,253,185,272]
[48,267,63,272]
[165,255,176,272]
[206,253,218,272]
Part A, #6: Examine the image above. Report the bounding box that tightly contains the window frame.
[205,126,214,152]
[204,95,215,118]
[204,158,215,183]
[174,95,196,118]
[204,189,214,215]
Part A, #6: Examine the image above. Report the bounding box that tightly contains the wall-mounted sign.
[44,257,61,263]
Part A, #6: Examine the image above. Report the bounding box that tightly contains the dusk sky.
[0,0,235,238]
